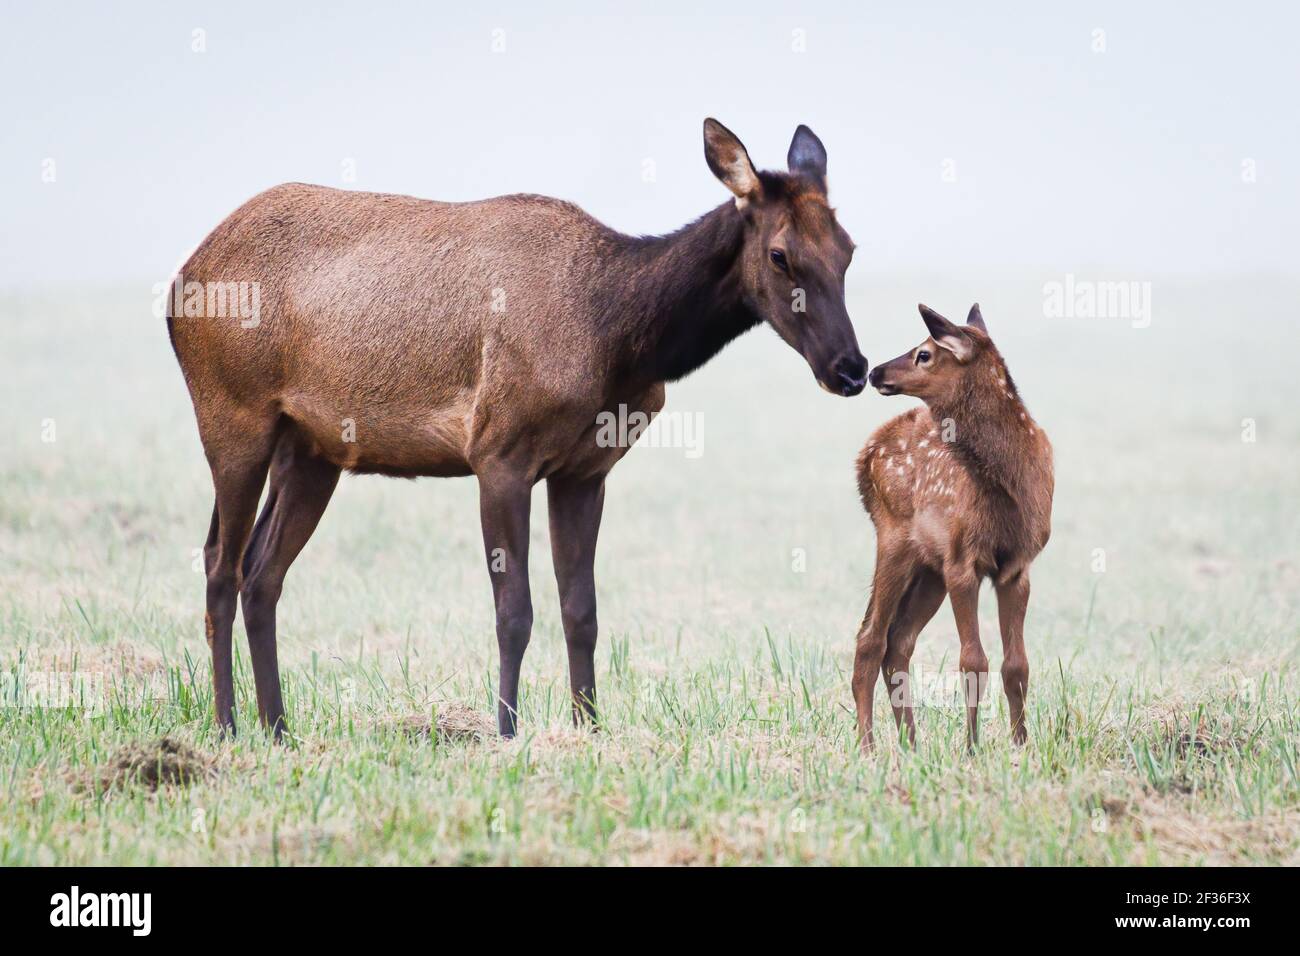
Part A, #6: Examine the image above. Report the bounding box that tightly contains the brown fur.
[852,304,1053,751]
[168,119,867,739]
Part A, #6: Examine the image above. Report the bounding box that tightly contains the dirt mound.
[77,737,215,794]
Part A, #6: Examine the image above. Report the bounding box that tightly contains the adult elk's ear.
[787,124,828,192]
[966,302,987,333]
[703,118,762,208]
[919,304,973,361]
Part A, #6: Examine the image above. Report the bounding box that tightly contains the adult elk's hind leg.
[852,540,917,753]
[547,474,605,728]
[478,469,534,738]
[202,416,278,737]
[240,430,340,738]
[881,569,946,747]
[995,571,1031,745]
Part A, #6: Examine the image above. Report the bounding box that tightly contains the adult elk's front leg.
[479,470,534,738]
[547,473,605,728]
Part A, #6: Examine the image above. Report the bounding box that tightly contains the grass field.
[2,277,1297,865]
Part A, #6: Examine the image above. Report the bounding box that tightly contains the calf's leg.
[995,571,1031,745]
[852,542,916,753]
[881,569,946,746]
[945,568,988,750]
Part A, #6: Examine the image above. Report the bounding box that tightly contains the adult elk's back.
[169,119,867,739]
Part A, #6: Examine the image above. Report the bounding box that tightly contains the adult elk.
[853,304,1053,752]
[168,119,866,739]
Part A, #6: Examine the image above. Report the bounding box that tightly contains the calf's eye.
[769,249,789,272]
[916,349,932,364]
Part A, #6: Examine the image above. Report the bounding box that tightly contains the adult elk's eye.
[916,349,932,365]
[769,249,789,273]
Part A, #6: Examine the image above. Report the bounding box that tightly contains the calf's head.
[703,118,867,396]
[868,303,993,402]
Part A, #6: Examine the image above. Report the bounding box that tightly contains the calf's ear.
[966,302,987,333]
[920,304,974,361]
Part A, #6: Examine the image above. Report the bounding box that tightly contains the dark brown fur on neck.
[606,201,756,386]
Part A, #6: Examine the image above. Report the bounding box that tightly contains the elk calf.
[853,304,1053,751]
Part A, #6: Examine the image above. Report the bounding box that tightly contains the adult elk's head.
[703,118,867,396]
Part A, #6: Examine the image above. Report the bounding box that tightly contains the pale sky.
[2,1,1297,286]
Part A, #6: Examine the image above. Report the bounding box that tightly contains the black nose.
[868,366,884,388]
[833,353,868,396]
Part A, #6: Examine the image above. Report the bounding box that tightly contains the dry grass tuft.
[382,702,496,744]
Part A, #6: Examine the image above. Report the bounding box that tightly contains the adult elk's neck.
[604,202,759,386]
